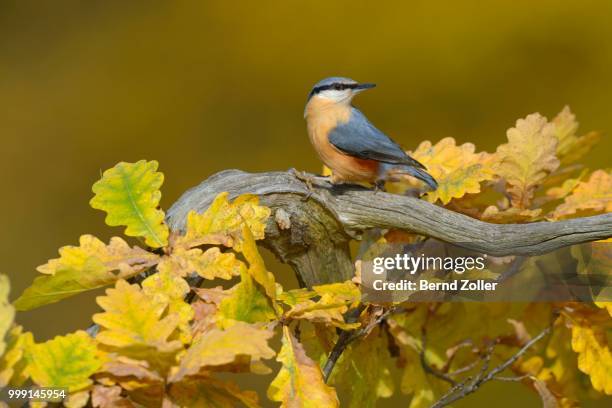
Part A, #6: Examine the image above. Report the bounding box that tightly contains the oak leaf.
[169,322,275,382]
[312,281,361,306]
[570,323,612,394]
[545,168,589,201]
[552,106,600,165]
[26,331,102,392]
[408,137,495,204]
[387,312,449,408]
[536,321,582,403]
[218,270,277,328]
[176,192,270,250]
[142,269,193,344]
[100,354,163,383]
[283,282,361,330]
[91,385,134,408]
[268,326,339,408]
[0,325,32,387]
[241,225,277,302]
[331,328,394,408]
[93,280,182,353]
[168,377,260,408]
[15,235,159,311]
[277,288,317,307]
[551,170,612,219]
[90,160,168,248]
[496,113,560,208]
[161,247,246,280]
[218,225,278,327]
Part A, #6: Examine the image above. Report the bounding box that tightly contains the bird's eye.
[332,83,343,90]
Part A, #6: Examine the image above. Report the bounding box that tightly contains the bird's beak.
[355,83,376,91]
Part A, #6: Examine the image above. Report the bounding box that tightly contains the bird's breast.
[305,98,379,182]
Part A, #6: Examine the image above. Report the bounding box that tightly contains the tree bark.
[166,170,612,287]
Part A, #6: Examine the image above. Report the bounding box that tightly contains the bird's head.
[306,77,376,105]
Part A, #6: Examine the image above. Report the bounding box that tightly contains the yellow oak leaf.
[95,354,166,407]
[312,281,361,307]
[240,224,277,302]
[100,354,163,383]
[90,160,168,248]
[217,226,278,327]
[218,269,277,328]
[496,113,560,209]
[91,385,134,408]
[169,322,275,382]
[386,314,449,408]
[176,192,271,250]
[571,241,612,285]
[142,269,193,344]
[277,288,317,307]
[64,390,90,408]
[26,330,101,392]
[283,282,361,329]
[168,376,260,408]
[545,168,589,201]
[14,235,159,311]
[330,328,394,408]
[284,297,358,330]
[409,137,495,204]
[268,326,339,408]
[552,106,601,165]
[551,170,612,219]
[0,325,32,387]
[595,299,612,317]
[535,318,582,403]
[36,235,159,276]
[93,280,182,353]
[161,247,246,280]
[0,275,14,357]
[571,323,612,394]
[193,286,229,305]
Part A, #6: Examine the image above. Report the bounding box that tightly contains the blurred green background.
[1,0,611,406]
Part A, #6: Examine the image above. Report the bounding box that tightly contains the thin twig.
[431,325,552,408]
[447,359,480,377]
[494,374,530,382]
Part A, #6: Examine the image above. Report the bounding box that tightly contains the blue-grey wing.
[329,108,426,169]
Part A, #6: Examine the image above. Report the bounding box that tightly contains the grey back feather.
[329,108,426,169]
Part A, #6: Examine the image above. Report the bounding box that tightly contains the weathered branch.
[166,169,612,286]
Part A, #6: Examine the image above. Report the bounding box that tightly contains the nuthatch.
[304,77,438,190]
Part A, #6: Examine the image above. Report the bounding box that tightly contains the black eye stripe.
[312,83,358,94]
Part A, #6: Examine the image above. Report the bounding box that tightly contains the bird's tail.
[384,164,438,190]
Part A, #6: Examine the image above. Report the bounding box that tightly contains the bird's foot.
[289,168,330,201]
[373,180,387,193]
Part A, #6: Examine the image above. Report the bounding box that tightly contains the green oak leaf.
[90,160,169,248]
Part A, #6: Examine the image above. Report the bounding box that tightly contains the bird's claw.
[373,180,386,193]
[289,168,330,201]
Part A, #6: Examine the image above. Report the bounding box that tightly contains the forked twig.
[430,325,552,408]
